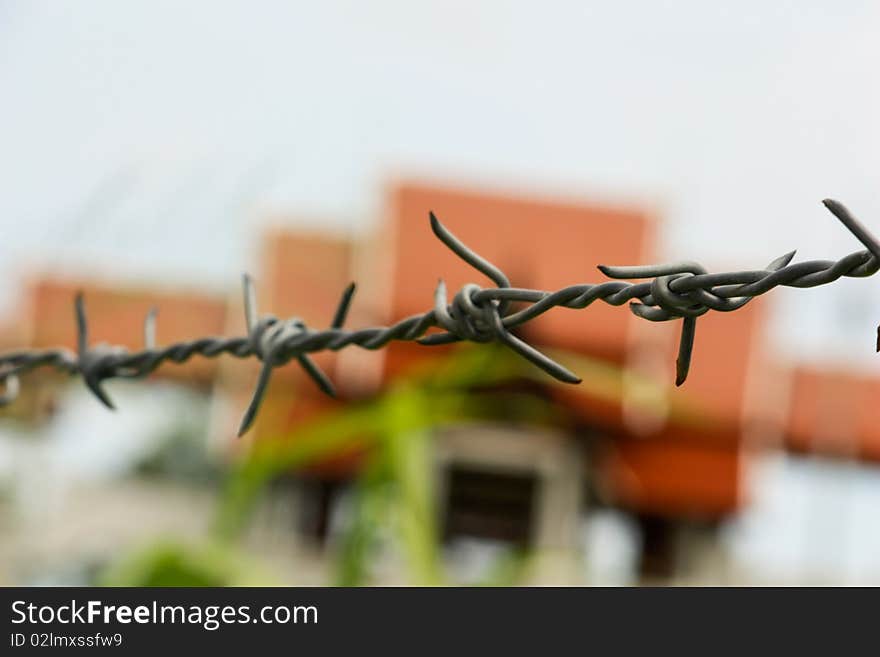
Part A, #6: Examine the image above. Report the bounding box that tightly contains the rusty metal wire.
[1,199,879,436]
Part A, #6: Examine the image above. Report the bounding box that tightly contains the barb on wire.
[1,198,878,436]
[236,274,357,436]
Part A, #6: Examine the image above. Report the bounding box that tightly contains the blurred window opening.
[634,513,677,580]
[442,466,536,547]
[295,476,345,547]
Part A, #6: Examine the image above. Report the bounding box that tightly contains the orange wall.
[226,181,803,515]
[26,277,227,382]
[258,227,354,385]
[217,229,353,440]
[386,182,655,363]
[383,182,771,518]
[786,366,880,461]
[599,432,743,518]
[670,299,767,426]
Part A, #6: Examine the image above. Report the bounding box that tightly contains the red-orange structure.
[10,179,877,541]
[24,277,228,384]
[240,181,778,521]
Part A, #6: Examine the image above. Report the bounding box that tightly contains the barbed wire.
[1,199,879,436]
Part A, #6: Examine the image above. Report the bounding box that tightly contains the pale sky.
[1,1,879,366]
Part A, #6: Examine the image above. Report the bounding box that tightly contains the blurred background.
[1,1,880,586]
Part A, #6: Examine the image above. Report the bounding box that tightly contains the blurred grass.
[99,539,272,586]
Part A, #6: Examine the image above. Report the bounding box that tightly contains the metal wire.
[1,198,878,436]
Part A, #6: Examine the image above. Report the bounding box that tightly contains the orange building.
[219,224,370,475]
[235,180,781,570]
[20,276,228,384]
[5,185,779,527]
[785,366,880,462]
[5,179,875,579]
[382,181,656,368]
[0,276,228,425]
[379,181,772,520]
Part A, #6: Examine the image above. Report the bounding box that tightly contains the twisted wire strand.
[1,198,878,435]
